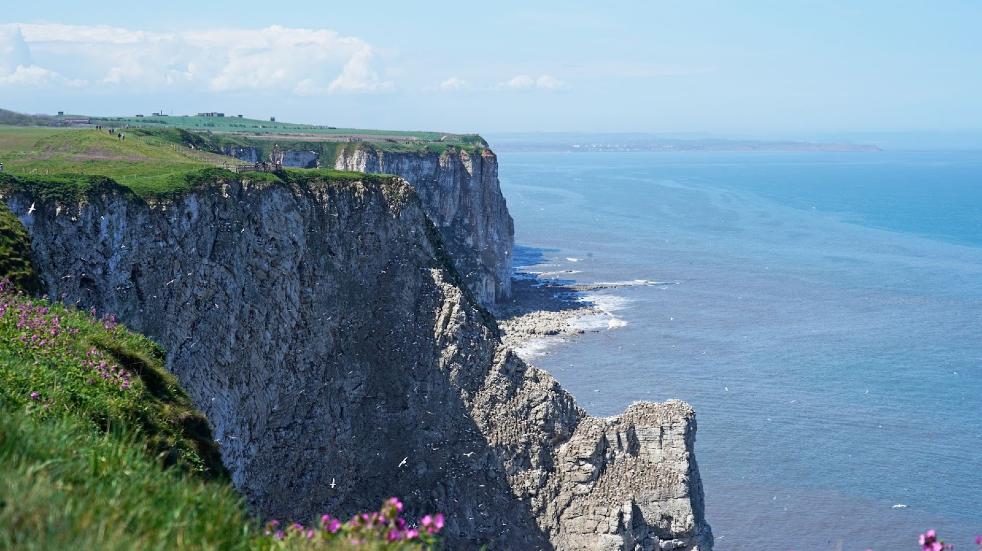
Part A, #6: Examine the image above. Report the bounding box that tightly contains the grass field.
[0,126,231,195]
[91,114,484,144]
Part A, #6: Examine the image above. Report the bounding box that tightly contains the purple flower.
[405,528,419,540]
[433,513,445,531]
[29,391,40,401]
[976,535,982,545]
[319,514,343,535]
[387,497,403,513]
[920,529,943,551]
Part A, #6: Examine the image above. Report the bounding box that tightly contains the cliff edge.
[2,171,711,550]
[215,137,513,307]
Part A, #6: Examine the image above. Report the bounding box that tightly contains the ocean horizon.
[497,149,982,550]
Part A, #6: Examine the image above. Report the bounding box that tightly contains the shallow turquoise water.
[497,151,982,550]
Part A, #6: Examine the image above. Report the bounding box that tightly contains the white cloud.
[0,25,33,69]
[0,23,392,94]
[496,74,566,91]
[534,74,565,90]
[0,64,69,86]
[499,74,536,89]
[438,76,469,91]
[328,47,391,94]
[0,27,87,87]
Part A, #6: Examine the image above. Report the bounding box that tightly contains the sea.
[494,149,982,551]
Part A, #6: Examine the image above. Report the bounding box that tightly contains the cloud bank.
[0,23,391,94]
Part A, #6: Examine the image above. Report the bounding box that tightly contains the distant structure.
[152,112,168,116]
[270,116,276,122]
[198,112,225,118]
[237,114,243,118]
[57,111,64,116]
[135,114,144,118]
[58,117,91,126]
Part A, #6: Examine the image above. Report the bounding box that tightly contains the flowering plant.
[263,497,443,548]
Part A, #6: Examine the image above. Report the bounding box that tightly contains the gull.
[330,478,336,489]
[27,202,35,215]
[462,452,475,458]
[398,457,408,468]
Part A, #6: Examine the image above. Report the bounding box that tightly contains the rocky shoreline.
[494,275,602,356]
[495,272,676,355]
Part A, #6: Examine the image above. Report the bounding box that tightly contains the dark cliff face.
[218,143,514,308]
[335,146,514,308]
[3,176,711,550]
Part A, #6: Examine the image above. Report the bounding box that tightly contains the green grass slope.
[0,204,42,295]
[0,171,441,550]
[0,125,233,194]
[0,279,261,549]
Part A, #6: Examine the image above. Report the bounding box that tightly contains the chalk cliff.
[3,173,711,550]
[220,142,513,307]
[334,145,513,307]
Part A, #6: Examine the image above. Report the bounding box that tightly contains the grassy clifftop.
[0,123,482,198]
[92,113,486,147]
[0,126,228,194]
[0,159,443,550]
[0,125,416,199]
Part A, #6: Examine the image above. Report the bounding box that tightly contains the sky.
[1,1,981,136]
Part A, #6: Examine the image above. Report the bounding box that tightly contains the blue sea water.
[495,151,982,551]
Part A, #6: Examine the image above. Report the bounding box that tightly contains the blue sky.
[1,1,981,135]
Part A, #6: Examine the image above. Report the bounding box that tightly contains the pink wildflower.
[29,391,40,401]
[920,529,943,551]
[387,497,403,513]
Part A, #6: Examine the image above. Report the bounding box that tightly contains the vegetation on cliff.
[0,203,42,295]
[0,189,442,549]
[0,126,435,202]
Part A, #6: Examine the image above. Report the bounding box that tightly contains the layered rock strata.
[219,143,514,307]
[335,146,513,307]
[3,175,711,550]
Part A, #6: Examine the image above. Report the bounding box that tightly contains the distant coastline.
[487,133,881,153]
